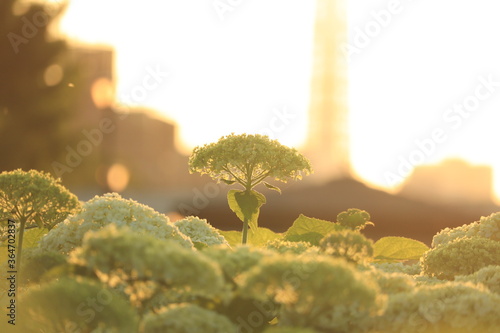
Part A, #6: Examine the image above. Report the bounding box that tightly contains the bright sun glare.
[57,0,500,201]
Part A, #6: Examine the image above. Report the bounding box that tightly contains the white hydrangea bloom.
[456,265,500,294]
[432,222,479,247]
[432,212,500,247]
[39,193,192,254]
[476,213,500,241]
[371,262,421,275]
[372,281,500,333]
[174,216,228,247]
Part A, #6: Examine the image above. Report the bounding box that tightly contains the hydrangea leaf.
[227,189,266,231]
[220,227,281,247]
[23,227,49,249]
[263,182,281,194]
[284,214,345,245]
[373,236,429,262]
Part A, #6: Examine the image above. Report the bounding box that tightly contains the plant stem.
[241,217,249,244]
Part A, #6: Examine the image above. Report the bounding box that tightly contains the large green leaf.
[284,214,344,245]
[220,227,281,247]
[373,236,429,262]
[227,189,266,231]
[23,227,49,249]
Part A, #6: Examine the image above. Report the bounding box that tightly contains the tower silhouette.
[304,0,350,181]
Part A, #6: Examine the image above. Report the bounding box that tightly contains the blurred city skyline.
[52,0,500,201]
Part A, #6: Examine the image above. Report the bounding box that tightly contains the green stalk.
[241,216,249,244]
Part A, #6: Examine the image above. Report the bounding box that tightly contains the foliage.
[220,227,281,247]
[0,0,82,172]
[336,208,374,231]
[189,133,311,244]
[174,216,228,248]
[283,214,344,245]
[10,182,500,332]
[373,236,429,262]
[141,303,236,333]
[19,277,138,333]
[421,236,500,280]
[319,229,374,264]
[20,248,68,284]
[39,192,192,254]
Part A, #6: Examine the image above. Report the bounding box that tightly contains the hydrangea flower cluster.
[362,266,416,295]
[266,239,314,255]
[432,212,500,247]
[189,133,312,187]
[140,303,236,333]
[421,236,500,280]
[455,265,500,294]
[239,255,386,333]
[318,230,374,264]
[371,281,500,333]
[174,216,228,247]
[202,245,275,279]
[371,262,421,275]
[39,193,192,254]
[70,225,225,305]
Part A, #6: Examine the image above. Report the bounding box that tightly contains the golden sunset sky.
[54,0,500,200]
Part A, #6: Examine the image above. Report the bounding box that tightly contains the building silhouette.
[304,0,350,181]
[398,159,494,205]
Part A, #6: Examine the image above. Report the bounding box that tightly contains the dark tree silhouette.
[0,0,81,172]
